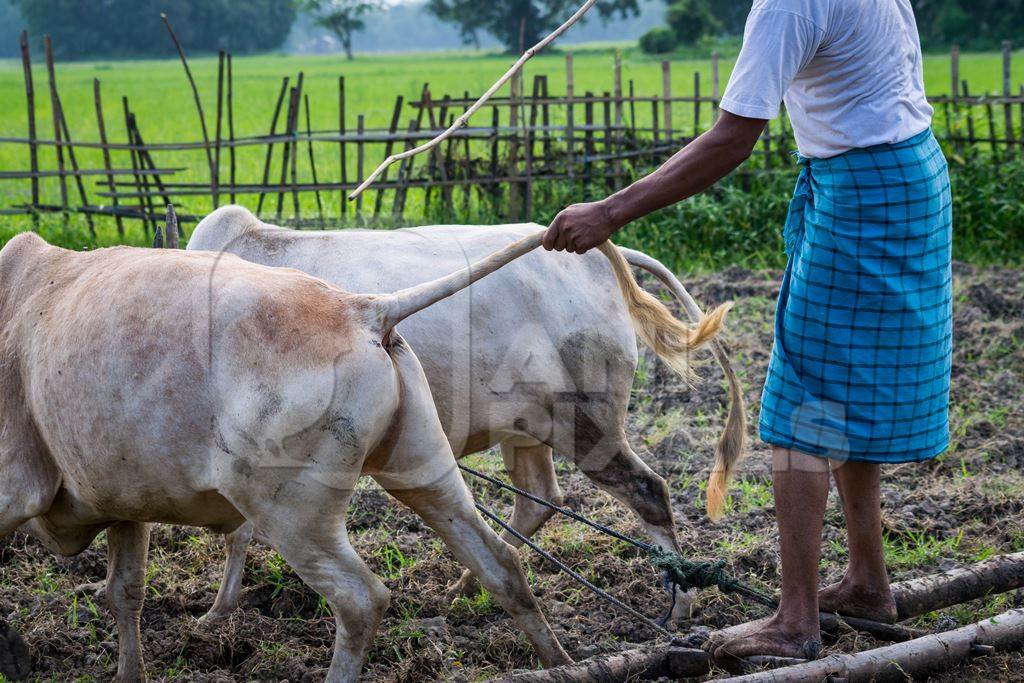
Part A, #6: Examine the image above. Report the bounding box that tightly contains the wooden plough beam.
[494,552,1024,682]
[719,608,1024,682]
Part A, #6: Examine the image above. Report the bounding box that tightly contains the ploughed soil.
[1,262,1022,682]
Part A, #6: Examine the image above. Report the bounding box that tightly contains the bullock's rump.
[759,130,953,464]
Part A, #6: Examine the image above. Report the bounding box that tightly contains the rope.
[473,503,673,638]
[459,463,778,609]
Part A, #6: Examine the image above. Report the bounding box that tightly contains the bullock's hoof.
[73,580,108,601]
[0,619,31,681]
[197,609,231,625]
[445,571,481,603]
[668,588,697,621]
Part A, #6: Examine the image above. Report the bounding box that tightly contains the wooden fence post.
[711,51,720,121]
[355,113,365,218]
[692,71,700,140]
[162,14,218,209]
[374,95,404,217]
[662,60,672,141]
[613,51,623,188]
[540,75,552,188]
[256,76,290,216]
[289,78,303,221]
[603,90,614,191]
[304,94,325,228]
[584,91,594,194]
[1003,41,1015,155]
[121,96,148,231]
[43,36,68,226]
[227,53,236,205]
[339,75,348,218]
[566,53,576,182]
[126,109,158,230]
[18,31,39,224]
[951,45,960,98]
[276,78,301,220]
[93,78,124,236]
[213,50,224,209]
[962,80,976,148]
[508,69,522,220]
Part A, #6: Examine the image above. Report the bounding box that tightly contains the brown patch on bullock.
[241,278,364,366]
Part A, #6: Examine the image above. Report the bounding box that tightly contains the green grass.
[2,44,1023,269]
[883,529,965,570]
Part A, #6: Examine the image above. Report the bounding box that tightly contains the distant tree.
[665,0,720,45]
[639,26,676,54]
[15,0,297,60]
[300,0,383,59]
[424,0,641,54]
[0,0,23,58]
[704,0,747,35]
[701,0,1024,49]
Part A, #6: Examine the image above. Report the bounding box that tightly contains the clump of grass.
[882,528,965,569]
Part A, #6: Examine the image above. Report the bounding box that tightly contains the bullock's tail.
[371,235,735,516]
[372,234,728,370]
[619,248,747,520]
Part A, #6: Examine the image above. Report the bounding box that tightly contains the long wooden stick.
[891,550,1024,621]
[717,608,1024,683]
[347,0,598,200]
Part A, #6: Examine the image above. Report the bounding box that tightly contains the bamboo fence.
[2,34,1022,233]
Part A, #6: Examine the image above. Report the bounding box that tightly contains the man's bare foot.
[818,579,897,623]
[710,615,822,661]
[701,617,770,652]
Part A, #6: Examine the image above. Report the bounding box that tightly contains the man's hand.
[543,200,621,253]
[541,111,766,256]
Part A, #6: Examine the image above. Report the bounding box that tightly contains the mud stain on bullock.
[214,429,234,456]
[255,387,284,423]
[320,412,358,450]
[232,457,254,477]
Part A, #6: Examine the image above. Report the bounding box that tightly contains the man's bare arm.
[543,111,768,253]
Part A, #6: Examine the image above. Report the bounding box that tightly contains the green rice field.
[0,42,1022,264]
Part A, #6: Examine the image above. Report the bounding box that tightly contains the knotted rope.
[459,463,778,630]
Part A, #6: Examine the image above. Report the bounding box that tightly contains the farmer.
[542,0,952,660]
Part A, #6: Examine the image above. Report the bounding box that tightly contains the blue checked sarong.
[759,129,953,463]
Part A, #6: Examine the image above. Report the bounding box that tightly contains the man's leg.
[819,461,898,622]
[713,447,828,659]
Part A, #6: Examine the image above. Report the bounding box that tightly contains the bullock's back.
[1,240,383,500]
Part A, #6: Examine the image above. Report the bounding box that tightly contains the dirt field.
[1,262,1022,682]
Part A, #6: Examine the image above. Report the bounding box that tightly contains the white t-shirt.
[720,0,933,159]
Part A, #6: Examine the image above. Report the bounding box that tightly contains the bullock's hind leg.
[374,346,569,668]
[447,440,562,600]
[219,483,388,683]
[106,521,152,683]
[549,407,695,619]
[378,463,571,668]
[201,522,254,623]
